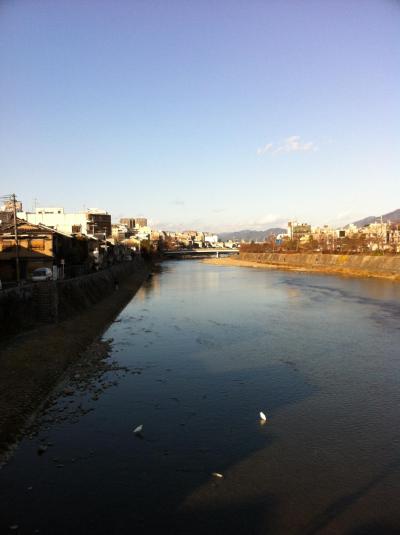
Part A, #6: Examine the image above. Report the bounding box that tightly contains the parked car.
[31,267,53,282]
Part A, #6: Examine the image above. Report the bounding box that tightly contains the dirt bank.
[0,260,152,464]
[204,255,400,281]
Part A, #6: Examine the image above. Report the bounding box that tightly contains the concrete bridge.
[164,248,239,258]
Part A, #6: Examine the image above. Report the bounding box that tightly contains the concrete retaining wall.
[0,284,36,337]
[0,258,147,337]
[239,252,400,277]
[56,259,144,320]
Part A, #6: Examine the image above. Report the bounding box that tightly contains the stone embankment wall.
[0,258,148,338]
[239,252,400,278]
[56,259,144,320]
[0,284,36,337]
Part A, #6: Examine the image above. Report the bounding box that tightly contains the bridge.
[164,248,239,258]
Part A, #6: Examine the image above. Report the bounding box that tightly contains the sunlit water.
[1,261,400,534]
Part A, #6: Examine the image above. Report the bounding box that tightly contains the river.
[1,260,400,534]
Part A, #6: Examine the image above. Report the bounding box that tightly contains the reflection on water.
[1,261,400,534]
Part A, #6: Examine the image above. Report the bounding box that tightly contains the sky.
[0,0,399,232]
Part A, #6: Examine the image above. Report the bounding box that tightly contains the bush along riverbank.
[0,257,154,465]
[204,253,400,280]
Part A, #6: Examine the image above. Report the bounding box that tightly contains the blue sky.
[1,0,399,231]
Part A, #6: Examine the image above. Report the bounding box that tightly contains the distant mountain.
[350,208,400,228]
[218,227,286,242]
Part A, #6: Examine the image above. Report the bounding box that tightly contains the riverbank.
[203,253,400,280]
[0,259,152,464]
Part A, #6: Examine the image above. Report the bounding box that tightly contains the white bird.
[133,424,143,434]
[259,411,267,421]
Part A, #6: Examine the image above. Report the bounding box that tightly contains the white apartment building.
[18,207,112,237]
[204,234,219,244]
[133,226,152,241]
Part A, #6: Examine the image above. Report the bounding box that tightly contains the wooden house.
[0,219,92,281]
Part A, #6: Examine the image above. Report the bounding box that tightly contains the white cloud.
[212,208,226,213]
[247,213,280,226]
[335,210,353,221]
[215,214,287,232]
[256,143,273,155]
[148,214,289,233]
[257,135,318,155]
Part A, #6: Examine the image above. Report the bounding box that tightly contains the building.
[204,234,219,245]
[0,219,93,281]
[112,223,133,241]
[87,209,112,238]
[288,222,312,240]
[120,218,136,230]
[133,226,151,241]
[311,225,336,242]
[134,218,147,228]
[0,211,14,225]
[0,200,23,212]
[359,221,390,251]
[17,207,112,238]
[120,217,148,229]
[0,199,21,225]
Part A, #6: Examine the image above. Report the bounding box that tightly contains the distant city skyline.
[1,0,399,232]
[12,197,399,234]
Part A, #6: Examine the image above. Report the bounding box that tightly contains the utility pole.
[12,193,20,284]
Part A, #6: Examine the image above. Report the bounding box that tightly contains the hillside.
[351,208,400,228]
[218,227,286,242]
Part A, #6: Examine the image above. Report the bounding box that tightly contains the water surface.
[1,261,400,534]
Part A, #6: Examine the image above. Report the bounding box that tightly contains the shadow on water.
[0,353,316,534]
[304,456,400,535]
[348,522,400,535]
[169,497,278,535]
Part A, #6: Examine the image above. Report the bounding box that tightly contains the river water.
[1,260,400,534]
